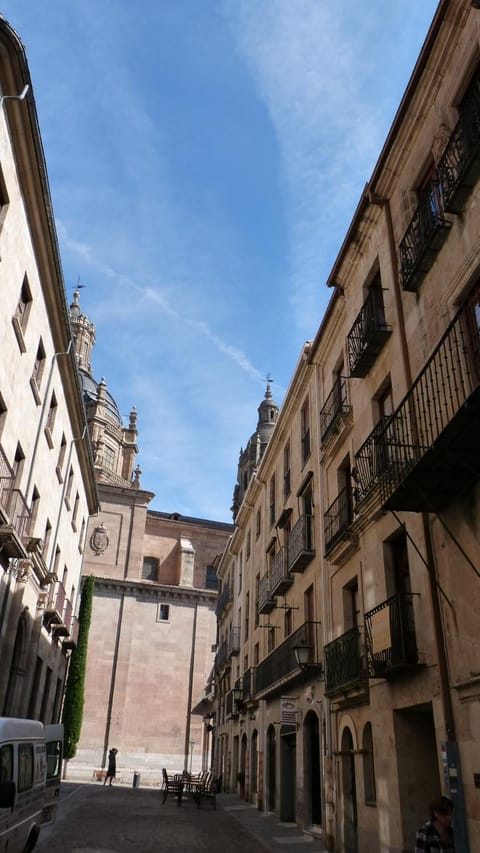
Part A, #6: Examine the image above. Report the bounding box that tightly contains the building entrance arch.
[250,729,258,802]
[3,610,28,716]
[280,725,296,822]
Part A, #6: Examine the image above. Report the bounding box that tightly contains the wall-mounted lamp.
[0,84,29,109]
[232,686,243,702]
[293,642,313,670]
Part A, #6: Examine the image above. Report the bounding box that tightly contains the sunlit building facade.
[214,2,480,850]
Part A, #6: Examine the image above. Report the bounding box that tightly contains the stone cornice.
[90,575,217,606]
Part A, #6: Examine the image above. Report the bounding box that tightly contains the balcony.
[225,690,239,719]
[215,641,229,673]
[228,626,241,658]
[365,593,420,679]
[63,618,79,650]
[438,87,480,215]
[254,621,322,699]
[0,448,32,557]
[320,377,352,444]
[287,515,314,573]
[347,288,392,378]
[257,574,275,615]
[270,547,292,596]
[354,299,480,513]
[399,181,451,292]
[44,582,67,629]
[324,627,368,700]
[324,486,353,556]
[215,583,231,619]
[241,668,256,704]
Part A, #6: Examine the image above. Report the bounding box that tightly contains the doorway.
[280,726,296,822]
[304,710,322,827]
[341,726,357,853]
[266,725,276,812]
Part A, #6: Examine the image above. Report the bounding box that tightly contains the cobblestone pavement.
[35,782,327,853]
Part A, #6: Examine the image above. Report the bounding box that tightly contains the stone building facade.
[67,292,233,783]
[214,3,480,851]
[0,18,98,722]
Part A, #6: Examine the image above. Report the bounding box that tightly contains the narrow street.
[36,783,326,853]
[36,783,254,853]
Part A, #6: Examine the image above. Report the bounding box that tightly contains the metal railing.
[438,84,480,214]
[270,547,291,595]
[324,486,353,555]
[242,668,256,702]
[347,288,391,377]
[215,583,231,618]
[324,627,367,695]
[46,581,67,623]
[287,515,314,572]
[257,573,275,614]
[228,626,241,657]
[320,377,351,443]
[254,621,322,696]
[365,593,418,678]
[399,180,451,291]
[215,641,228,672]
[353,299,480,509]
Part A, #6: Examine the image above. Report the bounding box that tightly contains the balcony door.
[387,531,417,666]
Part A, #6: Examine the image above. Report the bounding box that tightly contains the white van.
[0,718,63,853]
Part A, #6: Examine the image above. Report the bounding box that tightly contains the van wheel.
[23,826,40,852]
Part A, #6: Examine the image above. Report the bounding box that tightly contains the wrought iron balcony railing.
[228,626,241,657]
[270,546,292,596]
[254,621,322,698]
[324,627,368,697]
[354,297,480,512]
[241,667,256,702]
[399,180,451,292]
[215,640,229,673]
[215,583,231,619]
[437,82,480,215]
[365,593,419,679]
[0,446,32,556]
[287,515,314,573]
[324,486,353,555]
[320,377,352,444]
[347,288,391,378]
[257,573,275,614]
[225,690,238,719]
[44,582,67,628]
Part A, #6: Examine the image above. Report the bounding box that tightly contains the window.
[157,603,170,622]
[56,434,67,483]
[0,744,13,783]
[31,339,46,399]
[268,626,275,653]
[52,546,61,578]
[269,474,276,527]
[205,565,218,590]
[284,441,291,498]
[18,744,34,792]
[0,392,7,440]
[30,486,40,530]
[103,444,116,472]
[301,397,311,464]
[254,643,259,666]
[238,552,243,593]
[245,592,249,641]
[246,530,251,560]
[255,574,260,628]
[362,722,376,804]
[284,607,292,638]
[72,492,80,531]
[79,518,86,553]
[45,393,57,447]
[343,577,359,632]
[13,444,25,489]
[64,467,74,510]
[142,556,159,581]
[255,508,261,539]
[44,519,52,558]
[0,162,9,231]
[12,275,32,351]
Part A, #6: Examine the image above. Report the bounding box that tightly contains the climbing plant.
[62,574,94,760]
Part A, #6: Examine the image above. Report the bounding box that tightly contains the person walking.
[415,795,455,852]
[103,748,118,787]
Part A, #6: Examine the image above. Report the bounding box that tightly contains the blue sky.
[2,1,439,522]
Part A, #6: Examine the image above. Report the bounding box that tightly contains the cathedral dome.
[79,369,122,425]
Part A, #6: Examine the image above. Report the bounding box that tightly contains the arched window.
[362,722,376,804]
